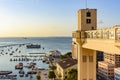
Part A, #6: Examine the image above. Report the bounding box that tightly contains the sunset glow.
[0,0,119,37]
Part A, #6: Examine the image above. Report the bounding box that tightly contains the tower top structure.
[78,8,97,31]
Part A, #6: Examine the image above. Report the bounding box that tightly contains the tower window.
[89,56,93,62]
[91,27,94,30]
[86,19,91,24]
[86,12,91,17]
[83,56,87,62]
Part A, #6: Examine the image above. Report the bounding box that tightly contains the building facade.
[72,8,97,80]
[114,68,120,80]
[98,61,114,80]
[72,42,78,59]
[56,58,77,80]
[97,52,120,80]
[104,53,120,68]
[72,7,120,80]
[96,51,104,68]
[78,9,97,31]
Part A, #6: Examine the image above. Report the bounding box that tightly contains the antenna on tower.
[86,0,88,8]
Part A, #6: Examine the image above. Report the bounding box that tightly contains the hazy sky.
[0,0,120,37]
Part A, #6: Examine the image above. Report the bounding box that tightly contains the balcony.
[72,30,86,39]
[85,26,120,41]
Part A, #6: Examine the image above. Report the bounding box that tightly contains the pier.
[0,43,30,48]
[0,75,17,79]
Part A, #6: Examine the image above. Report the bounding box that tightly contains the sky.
[0,0,120,37]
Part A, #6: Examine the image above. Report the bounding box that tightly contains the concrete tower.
[78,9,97,31]
[72,8,97,80]
[77,9,97,80]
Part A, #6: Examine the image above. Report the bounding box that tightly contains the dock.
[29,53,45,54]
[0,43,30,48]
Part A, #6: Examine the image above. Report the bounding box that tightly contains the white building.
[49,50,61,58]
[114,68,120,80]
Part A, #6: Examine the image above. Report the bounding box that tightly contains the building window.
[86,19,91,24]
[89,56,93,62]
[86,12,91,17]
[83,56,87,62]
[91,27,94,30]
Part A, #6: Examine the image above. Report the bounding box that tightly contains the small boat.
[46,61,49,64]
[19,51,21,53]
[15,65,23,69]
[19,74,24,77]
[9,53,13,56]
[32,62,36,65]
[22,37,27,39]
[15,48,18,51]
[10,47,12,49]
[37,67,45,70]
[8,49,10,51]
[12,51,14,53]
[42,60,46,63]
[15,63,23,69]
[6,75,17,78]
[30,75,33,79]
[10,58,12,61]
[19,63,23,66]
[0,71,12,75]
[18,58,21,61]
[27,70,36,74]
[25,74,28,77]
[19,70,25,74]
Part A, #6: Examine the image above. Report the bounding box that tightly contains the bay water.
[0,37,72,80]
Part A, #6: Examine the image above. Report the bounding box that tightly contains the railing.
[72,30,81,39]
[72,30,86,39]
[72,26,120,41]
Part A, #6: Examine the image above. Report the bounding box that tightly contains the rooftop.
[57,58,77,69]
[114,68,120,73]
[98,61,114,66]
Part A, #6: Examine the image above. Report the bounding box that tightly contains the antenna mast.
[86,0,88,8]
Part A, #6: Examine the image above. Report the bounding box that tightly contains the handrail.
[72,26,120,41]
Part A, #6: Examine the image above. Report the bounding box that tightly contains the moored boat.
[0,71,12,75]
[26,44,41,48]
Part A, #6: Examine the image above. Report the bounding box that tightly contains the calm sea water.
[0,37,72,80]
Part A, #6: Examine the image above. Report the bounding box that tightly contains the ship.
[26,44,41,48]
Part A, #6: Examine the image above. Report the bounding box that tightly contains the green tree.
[50,65,56,71]
[58,73,62,79]
[36,75,40,80]
[48,71,56,80]
[65,69,77,80]
[65,52,72,57]
[60,55,67,60]
[60,52,72,60]
[36,70,41,80]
